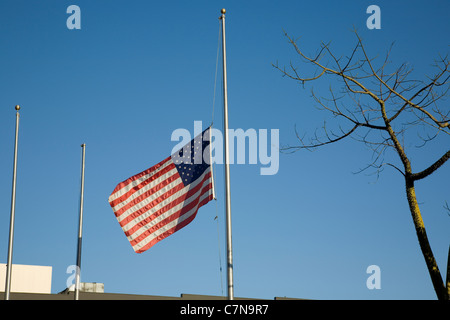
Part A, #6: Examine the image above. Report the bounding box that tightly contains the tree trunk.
[447,245,450,299]
[405,177,448,300]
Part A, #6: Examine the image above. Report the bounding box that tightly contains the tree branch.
[411,149,450,181]
[282,123,360,151]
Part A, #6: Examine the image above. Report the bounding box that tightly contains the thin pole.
[220,8,234,300]
[4,105,21,300]
[75,143,86,300]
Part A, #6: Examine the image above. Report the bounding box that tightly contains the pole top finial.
[81,143,86,147]
[221,8,226,14]
[15,105,20,111]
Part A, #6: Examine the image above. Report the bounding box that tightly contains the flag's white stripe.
[118,166,211,226]
[113,166,178,213]
[131,188,213,251]
[108,158,174,203]
[132,190,212,252]
[111,165,177,212]
[125,175,212,241]
[119,176,184,228]
[126,175,212,242]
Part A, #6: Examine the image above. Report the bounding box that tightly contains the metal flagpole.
[4,105,21,300]
[220,8,234,300]
[75,143,86,300]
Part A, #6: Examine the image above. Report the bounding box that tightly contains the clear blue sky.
[0,0,448,299]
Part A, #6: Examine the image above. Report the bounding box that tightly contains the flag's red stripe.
[114,170,182,219]
[127,177,212,242]
[133,185,214,253]
[109,160,176,208]
[124,172,212,237]
[110,156,171,194]
[135,191,213,253]
[135,213,197,254]
[127,181,212,241]
[118,179,185,227]
[120,170,209,230]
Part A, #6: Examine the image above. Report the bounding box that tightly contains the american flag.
[108,127,215,253]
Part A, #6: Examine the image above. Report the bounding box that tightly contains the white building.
[0,263,52,294]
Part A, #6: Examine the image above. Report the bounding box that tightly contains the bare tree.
[273,30,450,300]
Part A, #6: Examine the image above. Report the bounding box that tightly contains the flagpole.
[4,105,21,300]
[75,143,86,300]
[220,8,234,300]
